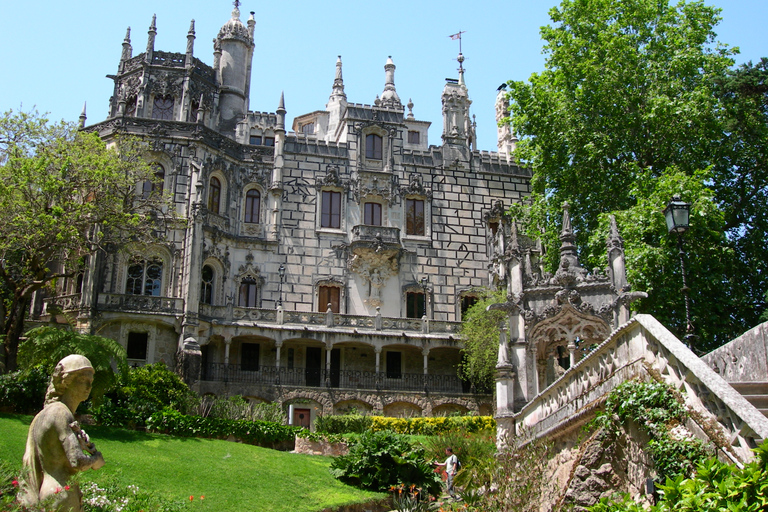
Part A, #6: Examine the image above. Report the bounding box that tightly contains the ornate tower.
[214,2,255,133]
[441,53,474,164]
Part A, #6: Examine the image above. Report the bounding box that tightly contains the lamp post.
[420,276,429,318]
[277,264,285,308]
[663,196,696,346]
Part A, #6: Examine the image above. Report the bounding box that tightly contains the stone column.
[275,340,283,369]
[224,338,232,365]
[568,341,577,368]
[374,346,382,374]
[422,347,430,375]
[495,325,516,415]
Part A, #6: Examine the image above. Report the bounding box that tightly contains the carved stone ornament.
[348,249,400,307]
[400,173,432,200]
[353,172,399,205]
[317,164,348,190]
[237,252,263,283]
[528,304,612,352]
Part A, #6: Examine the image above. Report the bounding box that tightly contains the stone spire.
[379,56,402,109]
[276,91,286,131]
[441,52,472,147]
[145,14,157,62]
[330,56,346,100]
[120,27,132,64]
[78,102,87,129]
[185,20,196,66]
[495,84,517,162]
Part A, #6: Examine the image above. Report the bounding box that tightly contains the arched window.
[141,163,165,199]
[364,202,382,226]
[152,95,174,120]
[126,258,163,296]
[244,189,261,224]
[208,177,221,214]
[365,134,382,160]
[201,265,214,305]
[238,278,258,308]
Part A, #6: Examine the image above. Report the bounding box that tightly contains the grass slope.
[0,413,385,512]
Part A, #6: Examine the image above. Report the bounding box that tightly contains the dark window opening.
[245,189,260,224]
[406,199,425,235]
[287,348,294,370]
[407,131,420,144]
[141,163,165,199]
[321,190,341,229]
[201,265,214,305]
[301,123,314,135]
[241,343,260,371]
[125,97,137,116]
[386,351,402,379]
[249,135,262,145]
[126,258,163,296]
[263,137,275,147]
[406,292,425,319]
[151,95,174,120]
[489,221,499,236]
[238,278,258,308]
[127,332,148,360]
[319,286,340,313]
[364,202,382,226]
[208,177,221,214]
[461,296,479,318]
[365,134,382,160]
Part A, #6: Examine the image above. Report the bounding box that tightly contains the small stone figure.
[19,355,105,511]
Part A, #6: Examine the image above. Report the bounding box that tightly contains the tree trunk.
[2,295,30,373]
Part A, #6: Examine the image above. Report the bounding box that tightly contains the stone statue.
[19,355,105,511]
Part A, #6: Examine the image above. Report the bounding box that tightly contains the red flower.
[64,485,70,491]
[200,495,205,500]
[189,495,194,501]
[11,480,18,487]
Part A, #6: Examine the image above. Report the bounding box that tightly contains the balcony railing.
[351,225,401,245]
[97,293,184,315]
[200,363,479,394]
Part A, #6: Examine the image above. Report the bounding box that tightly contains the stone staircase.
[732,382,768,419]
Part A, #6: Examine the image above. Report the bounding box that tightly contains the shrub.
[198,395,286,424]
[419,431,496,468]
[315,413,373,434]
[370,415,495,435]
[0,365,49,414]
[92,363,197,429]
[329,430,442,496]
[146,409,302,448]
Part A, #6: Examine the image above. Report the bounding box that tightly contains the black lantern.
[663,196,690,234]
[277,264,286,308]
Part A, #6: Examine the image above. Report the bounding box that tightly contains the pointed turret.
[185,20,196,67]
[145,14,156,63]
[78,103,87,129]
[441,51,472,148]
[214,2,255,133]
[379,56,402,109]
[325,56,348,142]
[330,56,346,101]
[120,27,132,67]
[495,84,517,162]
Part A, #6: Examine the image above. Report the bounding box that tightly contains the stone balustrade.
[97,293,184,315]
[499,314,768,464]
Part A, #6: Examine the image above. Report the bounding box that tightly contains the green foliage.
[369,415,495,436]
[330,430,442,496]
[146,409,302,448]
[0,366,48,413]
[92,363,196,429]
[418,431,496,469]
[588,441,768,512]
[81,479,188,512]
[457,288,507,392]
[18,326,126,403]
[505,0,767,349]
[198,395,286,424]
[390,484,441,512]
[591,380,709,482]
[0,109,176,372]
[315,413,373,434]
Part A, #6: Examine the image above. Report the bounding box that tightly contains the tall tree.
[0,110,171,372]
[505,0,766,349]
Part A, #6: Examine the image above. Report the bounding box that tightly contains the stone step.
[730,381,768,396]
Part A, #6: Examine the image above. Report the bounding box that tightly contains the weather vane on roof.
[449,31,466,71]
[233,0,241,9]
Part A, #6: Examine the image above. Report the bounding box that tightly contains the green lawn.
[0,413,386,512]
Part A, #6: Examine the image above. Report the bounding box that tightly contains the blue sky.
[1,1,766,151]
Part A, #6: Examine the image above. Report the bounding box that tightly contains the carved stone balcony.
[97,293,184,315]
[350,225,401,251]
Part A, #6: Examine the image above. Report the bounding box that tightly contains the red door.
[293,408,311,428]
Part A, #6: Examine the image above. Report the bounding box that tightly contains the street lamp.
[277,264,285,308]
[663,196,695,346]
[420,276,429,318]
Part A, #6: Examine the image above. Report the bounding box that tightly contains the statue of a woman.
[19,355,105,511]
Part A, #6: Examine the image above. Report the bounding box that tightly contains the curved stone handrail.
[500,314,768,463]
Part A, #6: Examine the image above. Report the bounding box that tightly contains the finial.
[231,0,241,19]
[188,19,195,34]
[124,27,131,44]
[278,91,285,111]
[407,98,414,119]
[149,14,157,31]
[78,102,87,128]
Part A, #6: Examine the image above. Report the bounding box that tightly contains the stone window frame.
[243,184,263,225]
[317,188,345,232]
[403,282,430,319]
[118,322,158,366]
[151,94,175,120]
[200,258,226,306]
[407,130,420,145]
[120,245,171,297]
[456,289,481,322]
[403,195,431,239]
[207,171,228,216]
[363,199,384,227]
[361,126,388,170]
[316,278,345,314]
[141,162,166,200]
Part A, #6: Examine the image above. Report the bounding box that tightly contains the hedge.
[146,409,304,448]
[315,414,496,435]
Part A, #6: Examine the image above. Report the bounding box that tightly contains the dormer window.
[301,123,315,135]
[407,131,420,144]
[365,134,382,160]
